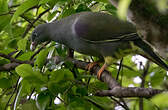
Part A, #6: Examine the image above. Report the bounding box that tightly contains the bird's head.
[30,24,50,51]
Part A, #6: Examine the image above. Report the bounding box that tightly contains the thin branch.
[0,53,30,64]
[5,77,20,110]
[116,58,123,80]
[9,4,20,8]
[30,41,50,60]
[139,61,150,110]
[28,88,35,100]
[0,63,20,71]
[110,97,129,110]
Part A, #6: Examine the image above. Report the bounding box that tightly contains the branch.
[95,87,163,98]
[0,63,20,71]
[52,56,164,98]
[0,53,30,64]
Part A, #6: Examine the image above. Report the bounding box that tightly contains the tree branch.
[52,56,164,98]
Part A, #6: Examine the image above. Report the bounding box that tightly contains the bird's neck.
[49,19,75,45]
[47,22,64,44]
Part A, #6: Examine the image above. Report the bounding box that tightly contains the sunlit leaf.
[11,0,39,22]
[152,93,168,107]
[117,0,132,20]
[35,49,49,69]
[17,38,28,51]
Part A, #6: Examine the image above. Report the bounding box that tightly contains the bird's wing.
[74,12,139,43]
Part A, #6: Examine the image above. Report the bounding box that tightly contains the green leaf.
[15,64,34,78]
[0,78,11,88]
[15,64,46,85]
[0,0,8,13]
[20,100,38,110]
[36,91,50,110]
[0,0,11,32]
[84,96,114,109]
[105,4,117,15]
[50,70,65,83]
[151,93,168,107]
[76,4,91,13]
[17,38,27,51]
[39,0,51,5]
[59,8,76,19]
[17,51,34,61]
[35,49,49,69]
[150,69,165,87]
[0,59,8,66]
[95,0,109,3]
[11,0,39,22]
[68,97,92,110]
[48,80,71,95]
[117,0,132,20]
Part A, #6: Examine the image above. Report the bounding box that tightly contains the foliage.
[0,0,168,110]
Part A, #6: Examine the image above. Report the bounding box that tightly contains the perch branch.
[52,56,164,98]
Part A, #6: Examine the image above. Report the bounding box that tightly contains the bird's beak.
[30,42,37,51]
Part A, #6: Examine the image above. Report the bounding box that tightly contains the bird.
[30,11,168,80]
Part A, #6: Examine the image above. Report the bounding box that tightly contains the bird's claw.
[85,62,98,72]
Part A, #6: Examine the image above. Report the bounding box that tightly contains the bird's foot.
[85,62,99,72]
[97,64,107,80]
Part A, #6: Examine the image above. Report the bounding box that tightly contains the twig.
[139,61,150,110]
[110,97,129,110]
[30,41,50,60]
[0,53,30,64]
[9,4,20,8]
[28,88,35,100]
[116,58,123,80]
[4,77,20,110]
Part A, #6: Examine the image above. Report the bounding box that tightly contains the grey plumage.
[30,12,168,76]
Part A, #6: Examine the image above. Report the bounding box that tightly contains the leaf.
[68,97,92,110]
[59,8,76,19]
[36,91,50,110]
[50,70,65,83]
[35,49,49,69]
[17,51,34,61]
[117,0,132,20]
[11,0,39,22]
[84,96,114,109]
[15,64,34,78]
[17,38,27,51]
[48,80,71,95]
[105,4,117,15]
[15,64,46,85]
[95,0,109,3]
[151,93,168,107]
[76,4,91,13]
[47,11,57,21]
[0,78,11,88]
[150,69,165,87]
[20,100,38,110]
[0,0,8,13]
[0,0,11,32]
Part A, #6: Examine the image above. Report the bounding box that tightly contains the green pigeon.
[30,12,168,79]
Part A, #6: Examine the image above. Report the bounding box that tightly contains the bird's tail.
[134,38,168,71]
